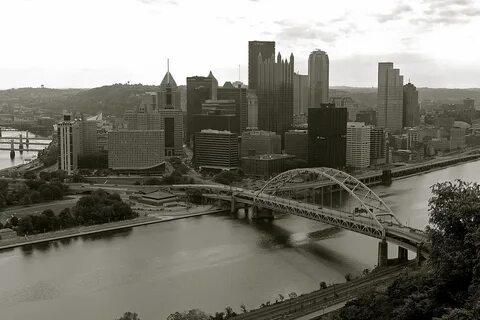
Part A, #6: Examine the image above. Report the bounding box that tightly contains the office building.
[193,130,239,170]
[331,96,358,122]
[241,130,281,157]
[218,85,248,132]
[308,105,347,168]
[377,62,404,133]
[186,76,214,139]
[79,118,98,154]
[370,127,386,165]
[293,72,309,115]
[57,114,80,175]
[248,41,275,90]
[159,68,181,109]
[242,154,295,178]
[308,50,329,107]
[247,90,258,129]
[346,122,371,169]
[108,130,165,172]
[403,82,420,127]
[450,127,466,150]
[284,130,308,162]
[257,52,294,138]
[356,110,376,126]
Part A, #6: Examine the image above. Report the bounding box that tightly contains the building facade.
[248,41,275,90]
[284,130,308,162]
[370,127,386,165]
[241,154,295,178]
[241,130,281,157]
[193,130,239,170]
[308,50,329,107]
[186,76,214,140]
[247,90,258,129]
[403,82,420,127]
[293,72,309,116]
[107,130,165,172]
[346,122,371,169]
[377,62,404,133]
[308,105,347,168]
[217,86,248,133]
[57,114,80,175]
[257,52,294,138]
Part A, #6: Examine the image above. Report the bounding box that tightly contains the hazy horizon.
[1,0,480,89]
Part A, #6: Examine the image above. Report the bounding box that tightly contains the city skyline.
[1,0,480,89]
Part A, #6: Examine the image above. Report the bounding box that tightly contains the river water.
[0,161,478,320]
[0,129,51,170]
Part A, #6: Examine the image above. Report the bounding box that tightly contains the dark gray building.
[193,130,239,170]
[285,130,308,162]
[248,41,275,90]
[186,76,214,140]
[403,82,420,127]
[308,104,347,168]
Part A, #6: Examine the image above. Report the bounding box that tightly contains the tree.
[278,293,285,301]
[116,312,141,320]
[319,281,327,289]
[186,189,203,204]
[288,292,297,299]
[9,215,19,227]
[345,273,352,282]
[240,304,247,313]
[23,171,37,180]
[166,309,211,320]
[18,216,33,235]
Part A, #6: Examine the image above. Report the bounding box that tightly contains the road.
[232,262,414,320]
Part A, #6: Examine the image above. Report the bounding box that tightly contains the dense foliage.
[38,142,59,167]
[337,180,480,320]
[143,169,194,185]
[15,189,137,235]
[0,172,67,208]
[213,171,242,185]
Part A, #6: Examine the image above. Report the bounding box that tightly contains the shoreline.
[0,208,226,251]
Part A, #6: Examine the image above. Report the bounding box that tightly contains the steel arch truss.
[254,167,404,239]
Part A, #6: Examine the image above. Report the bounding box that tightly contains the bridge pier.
[247,206,257,220]
[378,239,388,267]
[398,247,408,262]
[230,194,236,213]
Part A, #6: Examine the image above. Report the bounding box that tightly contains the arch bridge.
[172,167,428,265]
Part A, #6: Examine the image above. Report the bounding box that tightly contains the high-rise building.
[370,127,386,165]
[257,52,294,138]
[377,62,404,133]
[241,130,281,157]
[308,105,347,168]
[57,114,81,175]
[159,69,181,109]
[331,96,359,122]
[186,76,214,140]
[308,50,329,107]
[248,41,275,90]
[193,130,239,170]
[79,118,98,154]
[293,72,309,115]
[284,130,308,162]
[450,127,466,150]
[346,122,371,169]
[403,82,420,127]
[247,90,258,129]
[108,130,165,172]
[218,85,248,132]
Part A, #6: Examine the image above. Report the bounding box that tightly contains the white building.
[377,62,404,133]
[347,122,371,169]
[57,114,80,175]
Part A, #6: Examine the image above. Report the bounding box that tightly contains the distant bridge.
[172,167,429,266]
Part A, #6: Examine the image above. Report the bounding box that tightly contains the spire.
[277,52,282,63]
[167,58,170,83]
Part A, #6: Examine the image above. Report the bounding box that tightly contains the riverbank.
[0,208,226,251]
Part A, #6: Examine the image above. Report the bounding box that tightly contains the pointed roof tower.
[160,59,178,88]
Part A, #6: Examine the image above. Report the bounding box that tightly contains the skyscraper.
[403,82,420,127]
[218,85,248,132]
[186,76,214,140]
[293,72,309,115]
[257,52,294,139]
[308,50,329,108]
[346,122,371,169]
[248,41,275,90]
[57,114,80,175]
[377,62,404,133]
[308,105,347,168]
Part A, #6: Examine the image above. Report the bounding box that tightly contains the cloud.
[374,4,413,23]
[412,0,480,25]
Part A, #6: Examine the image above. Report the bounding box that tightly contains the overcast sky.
[1,0,480,89]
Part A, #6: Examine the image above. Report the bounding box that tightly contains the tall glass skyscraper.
[308,49,329,108]
[377,62,404,133]
[248,41,275,90]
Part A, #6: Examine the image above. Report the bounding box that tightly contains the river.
[0,129,51,170]
[0,160,478,320]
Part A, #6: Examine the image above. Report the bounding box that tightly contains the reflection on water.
[1,161,480,320]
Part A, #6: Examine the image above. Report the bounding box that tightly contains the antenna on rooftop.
[238,64,241,81]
